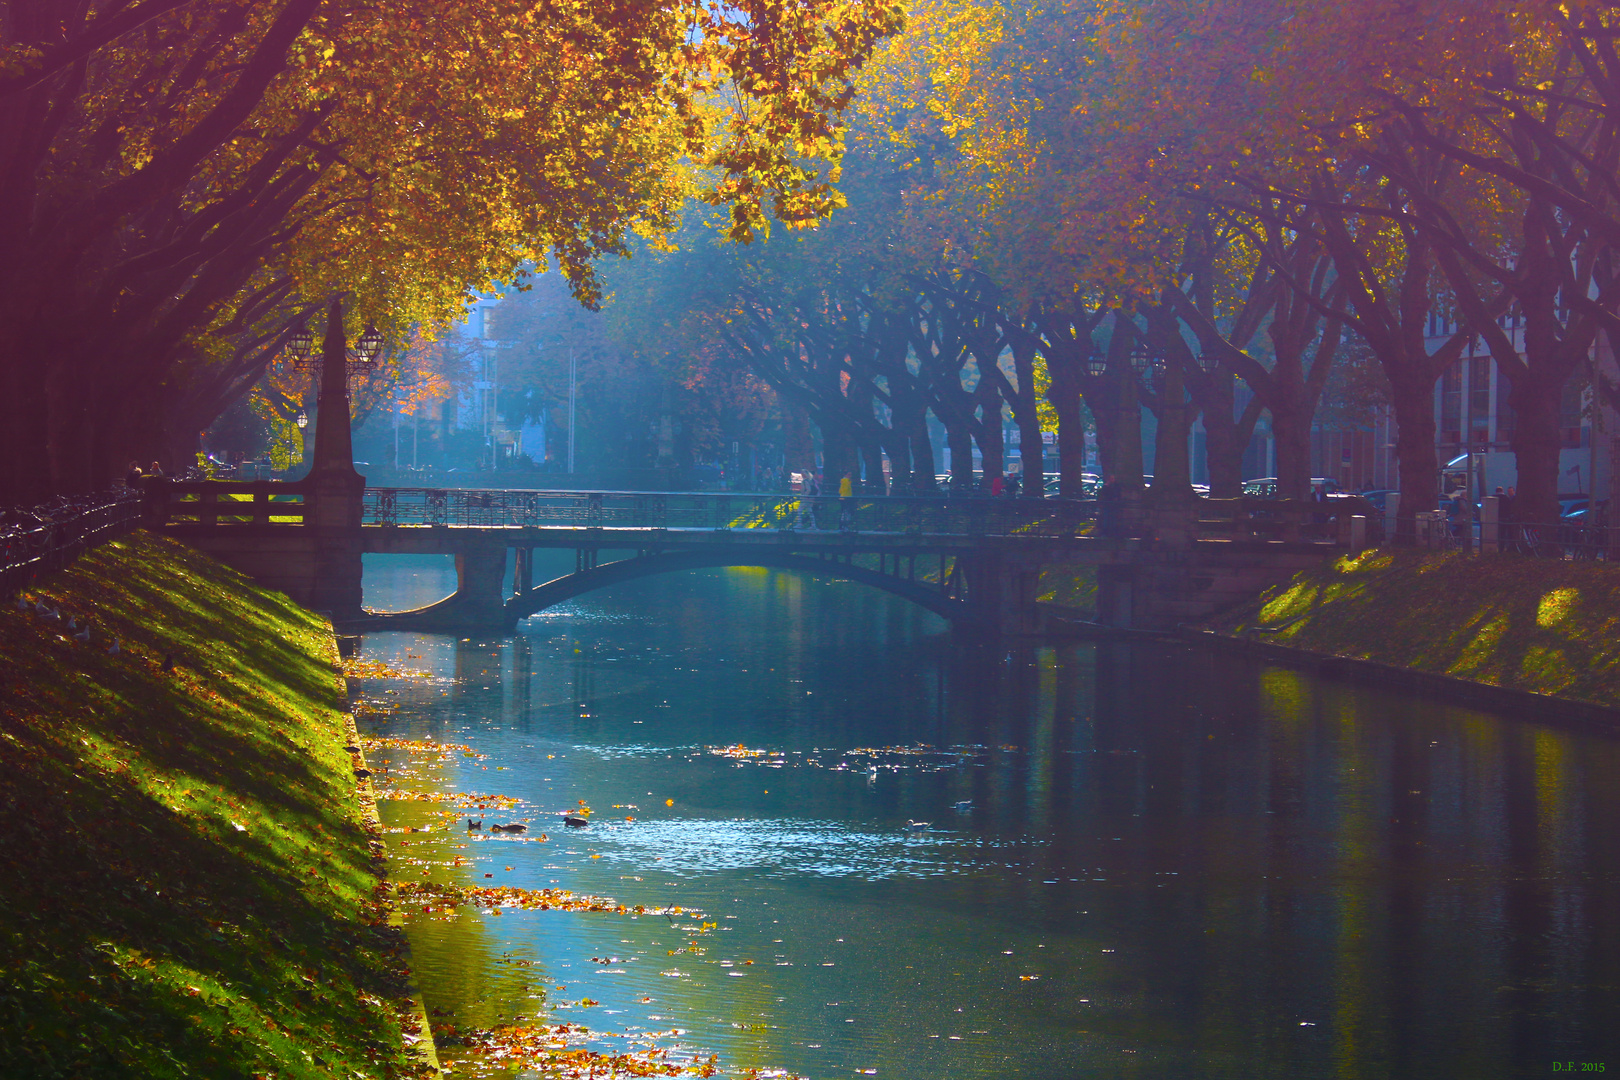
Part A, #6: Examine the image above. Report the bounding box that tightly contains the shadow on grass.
[1227,550,1620,709]
[0,532,422,1079]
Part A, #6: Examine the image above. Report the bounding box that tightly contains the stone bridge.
[152,322,1359,634]
[151,482,1356,634]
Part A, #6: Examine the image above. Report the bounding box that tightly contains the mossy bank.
[1209,549,1620,713]
[0,531,425,1078]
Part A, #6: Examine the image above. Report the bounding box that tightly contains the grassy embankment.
[1210,548,1620,709]
[0,531,426,1078]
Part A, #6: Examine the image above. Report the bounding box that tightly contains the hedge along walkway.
[1210,548,1620,711]
[0,530,429,1079]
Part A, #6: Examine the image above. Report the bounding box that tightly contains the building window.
[1497,371,1516,440]
[1561,380,1584,449]
[1440,361,1462,446]
[1468,356,1491,447]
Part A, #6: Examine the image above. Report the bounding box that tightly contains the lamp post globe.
[354,324,385,364]
[1128,340,1152,376]
[287,325,316,361]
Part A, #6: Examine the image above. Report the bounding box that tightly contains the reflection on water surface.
[356,554,1620,1078]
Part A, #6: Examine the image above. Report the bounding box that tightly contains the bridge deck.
[355,522,1081,554]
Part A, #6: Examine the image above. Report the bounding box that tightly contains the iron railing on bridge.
[362,488,1098,538]
[0,488,147,598]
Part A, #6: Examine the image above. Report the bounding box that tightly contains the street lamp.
[567,344,577,474]
[280,317,386,369]
[1128,339,1154,377]
[286,323,316,362]
[352,324,386,365]
[296,412,307,430]
[1085,355,1108,377]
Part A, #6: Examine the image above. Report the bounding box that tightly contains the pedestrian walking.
[838,472,854,530]
[801,470,820,528]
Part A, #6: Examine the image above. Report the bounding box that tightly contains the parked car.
[1358,488,1396,513]
[1242,477,1340,499]
[1328,492,1385,542]
[1043,473,1102,498]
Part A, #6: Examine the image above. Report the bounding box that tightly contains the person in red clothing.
[990,473,1004,497]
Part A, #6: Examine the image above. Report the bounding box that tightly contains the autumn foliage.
[0,0,902,502]
[605,0,1620,522]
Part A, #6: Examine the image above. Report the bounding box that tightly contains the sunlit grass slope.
[0,531,421,1078]
[1211,549,1620,708]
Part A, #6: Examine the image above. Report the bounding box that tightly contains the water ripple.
[594,818,1039,880]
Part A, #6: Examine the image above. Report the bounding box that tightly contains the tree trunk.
[1390,368,1440,541]
[945,418,975,492]
[2,352,52,503]
[46,354,96,495]
[1148,365,1193,503]
[1016,413,1043,496]
[1102,361,1144,486]
[881,428,911,493]
[1055,403,1088,496]
[1045,362,1086,495]
[973,426,1004,488]
[1199,374,1245,498]
[1507,376,1564,528]
[907,412,937,492]
[821,421,857,488]
[972,375,997,485]
[786,405,815,481]
[1005,329,1045,495]
[1269,395,1313,502]
[860,438,887,495]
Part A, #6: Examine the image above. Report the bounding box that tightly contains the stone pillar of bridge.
[305,297,366,623]
[960,552,1043,635]
[451,537,509,628]
[1095,564,1136,629]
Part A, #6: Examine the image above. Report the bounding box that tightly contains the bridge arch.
[506,549,967,627]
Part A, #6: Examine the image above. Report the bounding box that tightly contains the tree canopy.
[0,0,902,500]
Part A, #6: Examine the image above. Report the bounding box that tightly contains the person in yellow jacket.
[838,472,854,529]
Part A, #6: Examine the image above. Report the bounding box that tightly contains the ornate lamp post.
[1128,339,1165,383]
[277,303,387,478]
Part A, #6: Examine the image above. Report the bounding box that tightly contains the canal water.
[355,553,1620,1079]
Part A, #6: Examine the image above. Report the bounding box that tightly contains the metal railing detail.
[360,488,1098,537]
[1405,516,1620,561]
[0,488,146,597]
